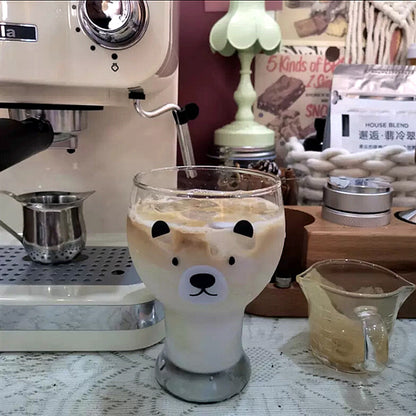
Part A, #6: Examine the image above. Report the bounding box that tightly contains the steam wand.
[129,89,198,168]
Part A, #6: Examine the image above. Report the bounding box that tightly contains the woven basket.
[285,137,416,207]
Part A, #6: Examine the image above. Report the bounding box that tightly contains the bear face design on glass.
[127,166,285,403]
[151,219,254,305]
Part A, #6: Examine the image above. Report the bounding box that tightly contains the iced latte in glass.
[127,166,285,403]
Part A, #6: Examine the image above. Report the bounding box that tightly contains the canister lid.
[324,177,392,214]
[208,145,276,160]
[327,176,390,193]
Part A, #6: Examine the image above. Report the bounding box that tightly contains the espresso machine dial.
[78,0,149,50]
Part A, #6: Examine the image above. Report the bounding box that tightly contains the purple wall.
[178,1,240,164]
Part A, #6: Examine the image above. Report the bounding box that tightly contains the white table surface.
[1,316,415,416]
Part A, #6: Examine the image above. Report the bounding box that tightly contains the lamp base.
[214,120,275,147]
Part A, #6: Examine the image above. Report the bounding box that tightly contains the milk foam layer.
[129,195,280,228]
[127,196,285,373]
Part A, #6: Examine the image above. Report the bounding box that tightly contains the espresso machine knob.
[78,0,149,50]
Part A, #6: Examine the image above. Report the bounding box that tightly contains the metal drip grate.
[0,246,141,285]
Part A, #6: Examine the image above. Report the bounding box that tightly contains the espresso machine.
[0,0,183,351]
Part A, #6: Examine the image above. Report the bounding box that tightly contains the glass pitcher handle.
[0,190,23,243]
[354,306,389,373]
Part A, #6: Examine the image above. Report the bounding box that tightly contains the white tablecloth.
[1,316,415,416]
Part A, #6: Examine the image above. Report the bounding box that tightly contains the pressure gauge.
[78,0,149,50]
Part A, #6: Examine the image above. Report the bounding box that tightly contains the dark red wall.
[178,1,240,164]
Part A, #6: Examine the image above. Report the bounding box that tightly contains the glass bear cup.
[127,166,285,403]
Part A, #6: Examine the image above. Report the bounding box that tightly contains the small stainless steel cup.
[0,190,94,264]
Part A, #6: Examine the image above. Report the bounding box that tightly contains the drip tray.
[0,246,139,285]
[0,246,165,351]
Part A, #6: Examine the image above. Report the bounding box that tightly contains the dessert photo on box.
[276,1,348,46]
[254,45,344,163]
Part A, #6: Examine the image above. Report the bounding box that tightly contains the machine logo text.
[0,23,37,42]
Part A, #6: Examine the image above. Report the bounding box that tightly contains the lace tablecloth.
[1,316,415,416]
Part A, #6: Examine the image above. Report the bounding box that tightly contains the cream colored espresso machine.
[0,1,184,351]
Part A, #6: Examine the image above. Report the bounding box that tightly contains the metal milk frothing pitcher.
[0,190,94,264]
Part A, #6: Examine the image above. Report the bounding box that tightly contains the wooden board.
[246,206,416,318]
[303,206,416,273]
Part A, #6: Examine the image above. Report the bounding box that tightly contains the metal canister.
[207,145,276,168]
[321,177,392,227]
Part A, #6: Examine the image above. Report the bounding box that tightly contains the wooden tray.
[246,206,416,318]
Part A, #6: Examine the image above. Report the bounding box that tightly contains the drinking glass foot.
[155,350,251,403]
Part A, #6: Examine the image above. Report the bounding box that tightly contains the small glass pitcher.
[297,259,415,374]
